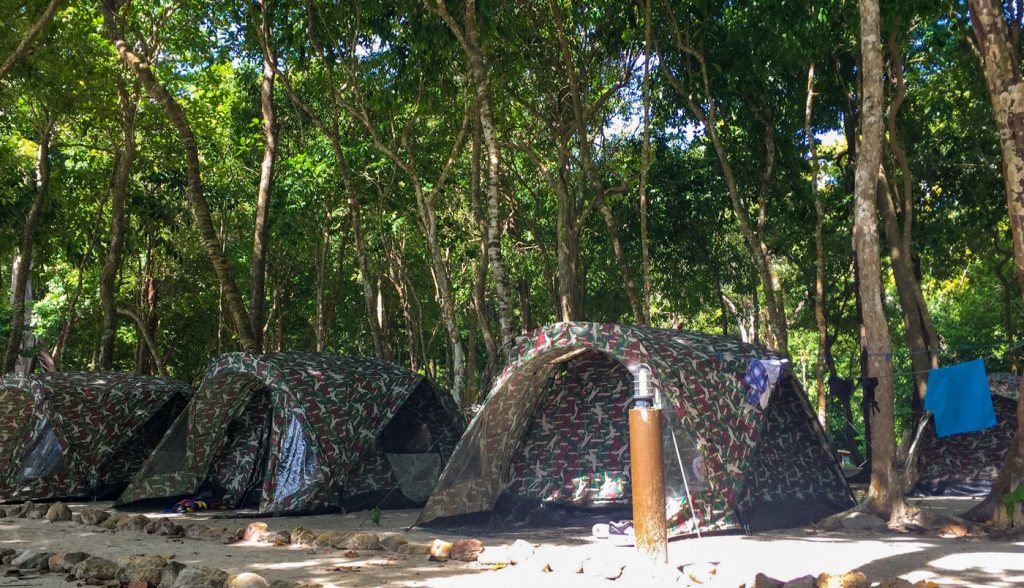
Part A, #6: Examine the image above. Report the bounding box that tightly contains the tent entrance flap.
[206,388,272,507]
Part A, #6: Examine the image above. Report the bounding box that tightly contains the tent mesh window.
[507,351,633,504]
[93,391,191,495]
[17,418,67,483]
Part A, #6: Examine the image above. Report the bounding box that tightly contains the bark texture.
[3,117,53,373]
[101,0,258,352]
[99,80,139,369]
[804,62,828,427]
[250,0,278,352]
[0,0,61,80]
[965,0,1024,528]
[855,0,905,520]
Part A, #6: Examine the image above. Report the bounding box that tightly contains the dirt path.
[0,498,1022,587]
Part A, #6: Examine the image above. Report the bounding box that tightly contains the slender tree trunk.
[428,0,517,350]
[964,0,1024,528]
[473,243,498,394]
[805,62,829,427]
[884,32,939,426]
[548,0,645,324]
[321,215,351,352]
[0,0,61,80]
[877,172,934,425]
[250,1,277,352]
[53,187,109,368]
[639,0,654,323]
[4,117,53,373]
[314,217,331,352]
[657,6,787,348]
[118,305,164,376]
[99,80,139,369]
[101,0,258,352]
[855,0,907,520]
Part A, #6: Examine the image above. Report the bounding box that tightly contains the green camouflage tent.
[419,322,854,535]
[117,352,464,514]
[911,372,1020,496]
[0,372,191,502]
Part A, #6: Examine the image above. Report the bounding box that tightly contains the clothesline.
[804,339,1024,364]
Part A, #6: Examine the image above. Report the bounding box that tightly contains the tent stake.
[629,405,668,563]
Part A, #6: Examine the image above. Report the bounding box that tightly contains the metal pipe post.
[629,405,668,563]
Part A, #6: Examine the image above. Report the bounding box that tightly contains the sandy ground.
[1,497,1023,587]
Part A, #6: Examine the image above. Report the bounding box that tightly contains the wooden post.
[629,405,668,563]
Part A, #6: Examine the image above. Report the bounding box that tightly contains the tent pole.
[669,424,701,538]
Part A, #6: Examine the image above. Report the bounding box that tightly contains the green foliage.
[1003,482,1024,519]
[0,0,1020,468]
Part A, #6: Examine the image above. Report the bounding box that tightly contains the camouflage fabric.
[737,376,851,508]
[912,373,1020,496]
[118,352,465,514]
[418,322,854,535]
[507,352,633,502]
[0,372,191,502]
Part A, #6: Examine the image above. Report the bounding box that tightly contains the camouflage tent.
[911,372,1021,496]
[117,352,464,514]
[0,372,191,502]
[419,322,854,535]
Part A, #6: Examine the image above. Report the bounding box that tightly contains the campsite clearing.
[0,498,1021,587]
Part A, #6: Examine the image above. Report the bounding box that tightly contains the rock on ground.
[817,571,870,588]
[343,532,381,551]
[48,552,90,573]
[263,531,290,546]
[117,554,169,586]
[243,523,269,542]
[397,543,432,555]
[289,528,316,547]
[428,539,453,561]
[45,501,72,522]
[79,509,111,525]
[171,565,229,588]
[116,515,151,532]
[449,539,484,562]
[159,561,187,588]
[11,550,52,571]
[73,556,120,582]
[227,572,269,588]
[381,535,409,552]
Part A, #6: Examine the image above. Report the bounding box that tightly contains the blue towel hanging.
[924,358,996,438]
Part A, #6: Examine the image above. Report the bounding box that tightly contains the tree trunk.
[321,215,351,352]
[639,0,654,324]
[101,0,258,352]
[0,0,61,80]
[314,217,331,352]
[53,185,109,369]
[877,171,935,426]
[855,0,906,520]
[99,80,139,369]
[805,62,828,427]
[964,0,1024,528]
[118,305,164,376]
[473,244,498,397]
[428,0,518,350]
[3,116,53,373]
[657,6,788,349]
[884,32,939,426]
[250,1,277,352]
